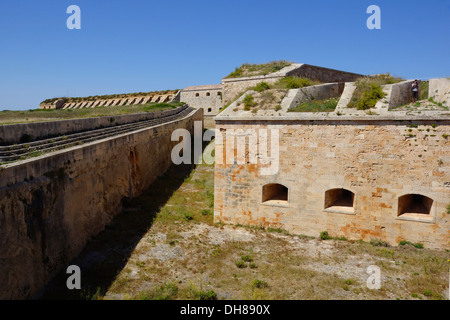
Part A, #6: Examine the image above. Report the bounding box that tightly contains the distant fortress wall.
[213,117,450,250]
[39,91,178,110]
[0,106,187,145]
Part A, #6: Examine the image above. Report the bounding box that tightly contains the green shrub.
[421,289,433,297]
[252,279,268,289]
[320,231,331,240]
[241,255,253,262]
[274,77,315,89]
[252,82,271,92]
[348,74,402,110]
[235,260,247,268]
[289,98,338,113]
[356,83,386,110]
[243,94,256,110]
[194,290,217,300]
[399,240,424,249]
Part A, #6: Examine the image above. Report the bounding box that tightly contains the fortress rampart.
[0,106,187,145]
[0,107,203,299]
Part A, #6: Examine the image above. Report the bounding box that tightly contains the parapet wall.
[179,85,223,116]
[0,106,188,145]
[40,91,177,110]
[0,108,203,299]
[214,118,450,250]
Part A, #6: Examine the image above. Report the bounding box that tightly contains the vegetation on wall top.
[224,60,292,79]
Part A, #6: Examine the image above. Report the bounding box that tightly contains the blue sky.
[0,0,449,110]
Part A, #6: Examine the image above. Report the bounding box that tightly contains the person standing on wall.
[412,79,420,103]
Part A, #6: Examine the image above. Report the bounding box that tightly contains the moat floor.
[41,150,449,300]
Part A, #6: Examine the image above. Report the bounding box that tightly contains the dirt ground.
[41,152,450,300]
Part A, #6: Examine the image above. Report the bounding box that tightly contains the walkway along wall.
[0,108,203,299]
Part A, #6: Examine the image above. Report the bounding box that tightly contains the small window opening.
[207,108,212,113]
[324,189,354,213]
[206,92,210,96]
[195,93,200,97]
[262,183,288,205]
[398,194,433,218]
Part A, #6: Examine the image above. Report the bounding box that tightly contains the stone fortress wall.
[213,118,450,250]
[39,91,177,110]
[0,107,203,299]
[221,63,363,107]
[177,84,222,116]
[177,63,364,116]
[430,78,450,106]
[214,64,450,250]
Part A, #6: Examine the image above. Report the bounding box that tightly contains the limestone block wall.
[430,78,450,107]
[214,118,450,250]
[379,80,415,113]
[0,107,203,299]
[179,86,223,116]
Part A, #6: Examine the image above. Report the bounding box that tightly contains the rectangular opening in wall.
[324,188,355,214]
[397,194,434,222]
[262,183,288,206]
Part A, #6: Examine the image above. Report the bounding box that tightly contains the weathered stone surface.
[430,78,450,107]
[0,108,203,299]
[214,118,450,250]
[0,106,191,145]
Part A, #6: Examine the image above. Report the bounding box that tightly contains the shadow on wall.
[39,136,207,300]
